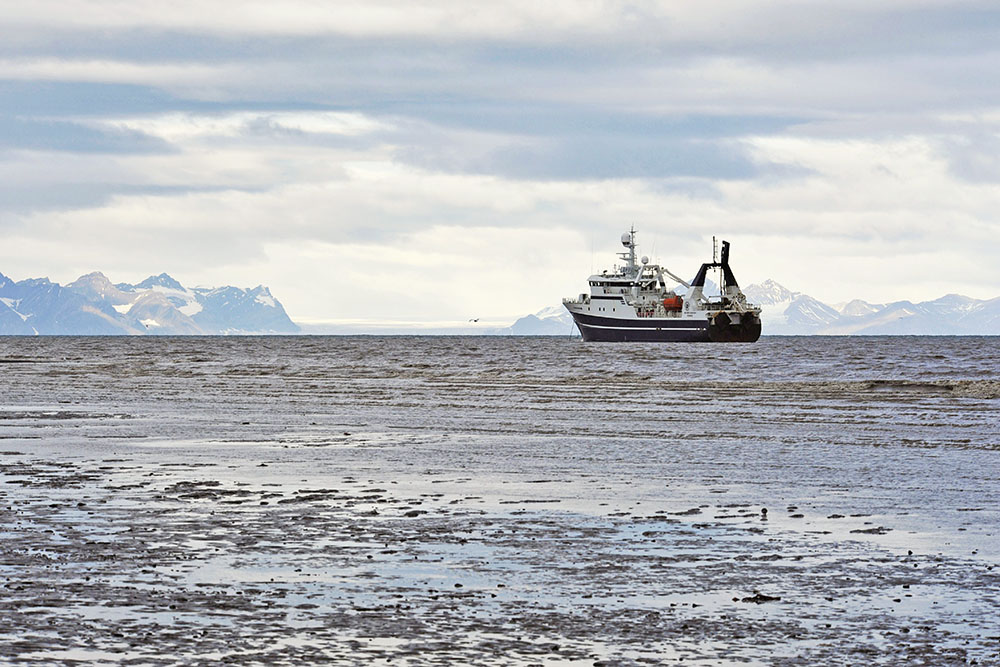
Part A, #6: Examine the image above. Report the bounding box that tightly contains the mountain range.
[4,270,997,336]
[743,279,1000,335]
[500,279,1000,336]
[0,271,299,335]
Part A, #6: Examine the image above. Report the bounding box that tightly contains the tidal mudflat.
[1,336,998,665]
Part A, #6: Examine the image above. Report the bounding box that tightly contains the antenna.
[617,227,638,275]
[713,236,718,263]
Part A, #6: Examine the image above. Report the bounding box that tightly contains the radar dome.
[621,232,633,247]
[641,256,649,265]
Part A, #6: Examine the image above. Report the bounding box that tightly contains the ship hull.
[569,311,761,343]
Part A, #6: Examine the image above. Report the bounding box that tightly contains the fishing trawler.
[562,229,762,342]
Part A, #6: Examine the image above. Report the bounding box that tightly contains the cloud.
[106,110,388,143]
[0,115,170,153]
[2,1,1000,322]
[0,57,235,88]
[0,106,804,222]
[937,127,1000,183]
[4,130,998,309]
[3,1,997,54]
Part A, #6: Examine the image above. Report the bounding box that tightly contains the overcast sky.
[2,1,999,324]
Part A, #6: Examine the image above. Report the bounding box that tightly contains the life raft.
[662,296,683,311]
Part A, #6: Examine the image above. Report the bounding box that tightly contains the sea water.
[1,336,998,665]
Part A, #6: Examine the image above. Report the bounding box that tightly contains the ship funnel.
[691,239,740,290]
[720,240,739,289]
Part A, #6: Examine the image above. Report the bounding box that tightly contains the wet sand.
[1,336,999,664]
[3,437,998,665]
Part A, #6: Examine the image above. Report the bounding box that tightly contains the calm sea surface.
[1,336,998,664]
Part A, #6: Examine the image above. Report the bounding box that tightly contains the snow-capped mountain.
[740,278,795,306]
[0,270,299,335]
[187,285,296,334]
[819,295,1000,335]
[838,299,884,318]
[742,280,841,334]
[0,276,134,335]
[733,281,998,335]
[487,305,576,335]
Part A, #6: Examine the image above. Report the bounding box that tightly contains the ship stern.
[707,311,762,343]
